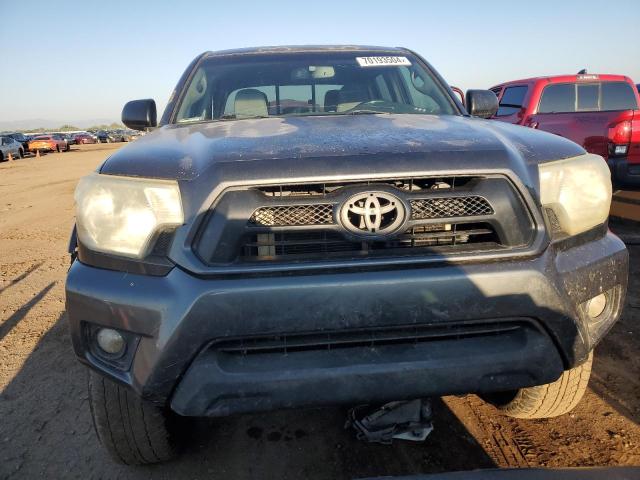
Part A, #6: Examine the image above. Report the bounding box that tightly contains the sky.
[1,0,639,128]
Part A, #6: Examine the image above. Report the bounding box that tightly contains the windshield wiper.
[344,109,390,116]
[214,114,269,120]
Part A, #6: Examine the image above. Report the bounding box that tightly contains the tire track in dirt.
[446,395,549,468]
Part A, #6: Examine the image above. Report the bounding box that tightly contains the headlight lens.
[539,154,611,237]
[74,173,183,258]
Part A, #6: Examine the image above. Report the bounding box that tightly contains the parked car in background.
[51,133,71,151]
[128,129,143,140]
[96,130,115,143]
[108,130,126,142]
[63,133,77,146]
[118,129,133,141]
[490,74,640,184]
[28,134,67,153]
[6,132,30,150]
[74,132,97,144]
[54,133,75,148]
[86,130,100,142]
[0,135,25,160]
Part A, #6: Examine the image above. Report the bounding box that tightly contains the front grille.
[240,223,500,260]
[249,204,334,227]
[195,175,535,267]
[411,196,492,219]
[247,196,492,228]
[213,321,524,356]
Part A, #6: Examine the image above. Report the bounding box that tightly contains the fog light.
[586,293,607,318]
[96,328,125,355]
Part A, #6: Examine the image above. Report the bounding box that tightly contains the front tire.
[88,370,178,465]
[485,352,593,419]
[19,148,24,158]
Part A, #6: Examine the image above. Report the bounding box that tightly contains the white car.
[0,136,24,161]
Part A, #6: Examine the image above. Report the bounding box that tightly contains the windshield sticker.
[356,56,412,67]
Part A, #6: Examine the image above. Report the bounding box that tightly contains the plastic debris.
[345,398,433,445]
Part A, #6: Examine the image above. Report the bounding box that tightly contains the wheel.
[484,352,593,419]
[88,370,179,465]
[56,145,60,153]
[19,148,24,158]
[65,143,70,152]
[0,152,4,162]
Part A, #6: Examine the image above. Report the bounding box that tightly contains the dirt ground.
[1,144,639,479]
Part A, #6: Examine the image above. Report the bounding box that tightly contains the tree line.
[20,122,125,133]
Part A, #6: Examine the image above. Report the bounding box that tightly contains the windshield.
[174,52,457,123]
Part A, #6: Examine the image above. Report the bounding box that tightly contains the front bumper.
[65,229,628,417]
[609,156,640,185]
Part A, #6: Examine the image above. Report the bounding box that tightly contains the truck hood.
[100,114,585,182]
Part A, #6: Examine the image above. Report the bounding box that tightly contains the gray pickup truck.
[65,45,628,464]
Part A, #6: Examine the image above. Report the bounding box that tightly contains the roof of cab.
[492,74,633,89]
[203,45,408,58]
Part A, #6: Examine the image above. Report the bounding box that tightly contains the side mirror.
[122,99,157,131]
[465,90,498,119]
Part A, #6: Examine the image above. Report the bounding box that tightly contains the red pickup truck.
[490,74,640,184]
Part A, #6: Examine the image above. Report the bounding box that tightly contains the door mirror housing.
[122,99,157,131]
[465,90,498,119]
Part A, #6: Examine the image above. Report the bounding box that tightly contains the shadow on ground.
[0,281,54,342]
[0,313,494,479]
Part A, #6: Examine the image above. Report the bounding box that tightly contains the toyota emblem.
[340,192,405,237]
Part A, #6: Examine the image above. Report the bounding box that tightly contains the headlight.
[74,173,183,258]
[539,153,611,237]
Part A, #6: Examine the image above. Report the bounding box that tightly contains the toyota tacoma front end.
[65,46,628,464]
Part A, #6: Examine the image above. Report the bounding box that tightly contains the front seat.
[324,89,340,112]
[336,87,369,112]
[234,89,269,119]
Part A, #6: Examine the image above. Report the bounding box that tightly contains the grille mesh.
[411,196,492,220]
[249,204,334,227]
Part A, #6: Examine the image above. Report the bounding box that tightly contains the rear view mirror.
[122,99,157,131]
[310,66,335,79]
[465,90,498,119]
